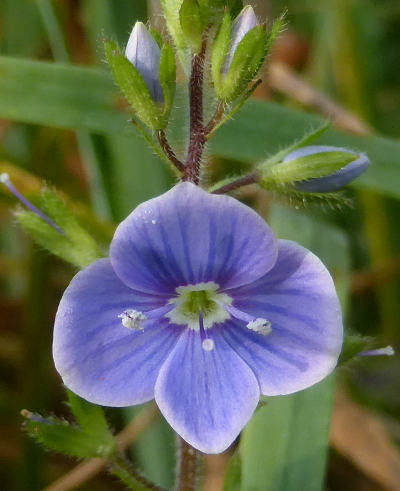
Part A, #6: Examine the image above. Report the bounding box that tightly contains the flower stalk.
[176,438,200,491]
[184,37,208,183]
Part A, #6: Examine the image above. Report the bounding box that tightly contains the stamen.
[118,310,147,330]
[219,303,272,337]
[118,303,174,331]
[1,173,65,235]
[247,318,272,336]
[359,345,395,357]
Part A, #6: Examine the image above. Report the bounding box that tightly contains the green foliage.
[223,452,242,491]
[0,56,399,199]
[104,40,163,130]
[15,188,103,269]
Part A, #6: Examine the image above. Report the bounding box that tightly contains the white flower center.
[166,282,232,330]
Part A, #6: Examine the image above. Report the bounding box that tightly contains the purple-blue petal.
[53,259,181,406]
[284,145,371,192]
[155,328,260,454]
[110,182,278,294]
[224,240,343,395]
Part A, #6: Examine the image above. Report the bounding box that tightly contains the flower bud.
[284,145,371,192]
[125,22,164,103]
[223,6,258,73]
[212,6,269,102]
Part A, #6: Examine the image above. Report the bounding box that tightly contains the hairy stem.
[157,130,185,173]
[176,439,200,491]
[184,39,207,184]
[212,171,260,195]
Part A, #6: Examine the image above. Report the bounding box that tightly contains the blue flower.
[53,183,343,453]
[285,145,371,192]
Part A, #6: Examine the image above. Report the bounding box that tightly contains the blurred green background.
[0,0,400,490]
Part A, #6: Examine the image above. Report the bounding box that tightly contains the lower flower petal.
[155,328,260,454]
[224,240,343,395]
[53,259,180,406]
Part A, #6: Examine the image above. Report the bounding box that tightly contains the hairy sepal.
[104,40,163,130]
[212,10,232,96]
[15,188,103,269]
[220,25,268,102]
[159,43,177,125]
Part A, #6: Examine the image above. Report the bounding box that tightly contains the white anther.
[202,339,215,352]
[151,220,157,225]
[118,310,146,330]
[247,318,272,336]
[0,173,11,184]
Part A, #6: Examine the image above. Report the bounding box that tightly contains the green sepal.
[220,24,268,102]
[159,43,177,125]
[180,0,204,53]
[211,10,232,95]
[338,332,374,366]
[15,188,103,269]
[161,0,191,73]
[67,391,114,447]
[262,122,331,168]
[104,39,162,130]
[22,412,117,459]
[262,151,358,186]
[149,28,163,49]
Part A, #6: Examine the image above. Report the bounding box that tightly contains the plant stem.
[157,130,185,173]
[212,171,260,195]
[176,439,200,491]
[184,39,207,184]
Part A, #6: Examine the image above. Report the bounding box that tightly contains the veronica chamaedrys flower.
[285,145,371,192]
[125,22,164,103]
[222,5,259,73]
[53,183,343,453]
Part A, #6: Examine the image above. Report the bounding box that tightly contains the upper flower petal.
[110,182,277,295]
[53,259,180,406]
[223,240,343,395]
[155,327,260,454]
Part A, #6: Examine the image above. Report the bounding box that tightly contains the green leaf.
[223,451,242,491]
[221,25,268,101]
[180,0,203,53]
[159,43,177,124]
[211,10,232,95]
[240,377,335,491]
[104,40,162,130]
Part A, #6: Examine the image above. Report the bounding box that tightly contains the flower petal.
[155,328,260,454]
[224,240,343,395]
[53,259,180,406]
[110,182,277,294]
